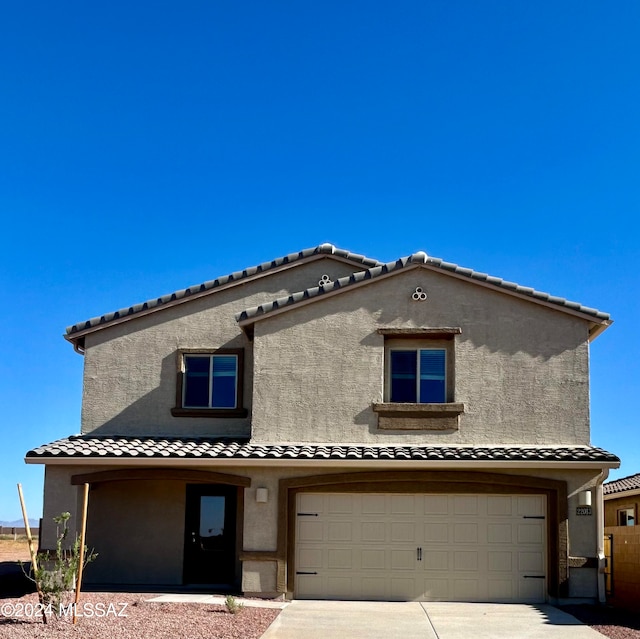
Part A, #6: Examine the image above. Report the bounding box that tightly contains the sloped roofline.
[603,472,640,496]
[64,243,382,351]
[236,251,612,340]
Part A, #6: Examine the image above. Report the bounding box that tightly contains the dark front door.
[183,484,237,585]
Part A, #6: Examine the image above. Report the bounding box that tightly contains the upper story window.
[184,354,238,408]
[172,348,248,418]
[618,507,636,526]
[373,328,464,429]
[390,348,446,403]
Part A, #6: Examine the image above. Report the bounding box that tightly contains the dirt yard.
[0,538,36,563]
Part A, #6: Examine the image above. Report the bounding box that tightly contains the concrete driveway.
[260,601,607,639]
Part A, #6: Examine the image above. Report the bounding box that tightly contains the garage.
[295,492,546,602]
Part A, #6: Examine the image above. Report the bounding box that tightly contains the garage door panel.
[328,522,352,541]
[518,496,545,516]
[488,579,514,600]
[297,547,323,569]
[360,521,386,542]
[361,495,386,514]
[328,494,354,513]
[453,579,478,600]
[488,551,513,572]
[295,493,546,603]
[424,550,448,570]
[423,578,449,599]
[391,521,416,542]
[454,551,479,572]
[390,578,417,600]
[518,551,545,573]
[454,495,479,515]
[518,522,544,544]
[454,523,478,543]
[362,577,387,599]
[328,549,352,569]
[424,522,449,543]
[487,495,513,516]
[298,493,324,512]
[487,523,513,544]
[391,495,416,514]
[326,576,354,598]
[298,520,323,542]
[361,549,386,570]
[391,549,416,570]
[423,495,449,515]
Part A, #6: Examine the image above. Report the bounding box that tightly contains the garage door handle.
[296,571,318,575]
[523,575,545,579]
[523,516,545,519]
[417,547,422,561]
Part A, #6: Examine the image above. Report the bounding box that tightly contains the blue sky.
[1,1,638,521]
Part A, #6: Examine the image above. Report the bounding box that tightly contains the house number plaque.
[576,506,592,516]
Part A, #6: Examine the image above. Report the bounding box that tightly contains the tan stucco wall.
[80,257,359,436]
[604,495,639,527]
[251,267,591,445]
[41,464,602,597]
[83,479,185,585]
[79,260,591,446]
[41,465,186,584]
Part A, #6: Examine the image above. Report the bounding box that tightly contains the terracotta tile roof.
[65,243,381,337]
[604,472,640,495]
[25,436,620,464]
[236,252,611,325]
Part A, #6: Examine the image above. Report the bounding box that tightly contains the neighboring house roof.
[604,472,640,496]
[236,251,612,340]
[25,436,620,467]
[64,243,382,349]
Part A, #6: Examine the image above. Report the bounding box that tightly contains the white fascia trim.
[25,457,621,470]
[604,487,640,500]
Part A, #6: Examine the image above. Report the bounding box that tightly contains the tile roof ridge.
[65,243,381,337]
[236,251,611,324]
[604,471,640,494]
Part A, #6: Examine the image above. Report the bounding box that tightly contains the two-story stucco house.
[27,243,619,603]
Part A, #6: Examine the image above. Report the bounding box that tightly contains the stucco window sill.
[171,407,248,418]
[372,403,464,431]
[372,403,465,418]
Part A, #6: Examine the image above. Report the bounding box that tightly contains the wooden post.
[72,483,90,625]
[17,483,47,624]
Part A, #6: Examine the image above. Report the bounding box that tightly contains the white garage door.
[295,493,546,602]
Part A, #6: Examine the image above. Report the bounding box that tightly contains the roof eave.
[604,487,640,500]
[25,456,621,470]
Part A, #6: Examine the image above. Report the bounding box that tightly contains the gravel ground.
[562,605,640,639]
[0,592,280,639]
[2,589,638,639]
